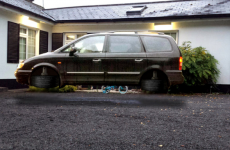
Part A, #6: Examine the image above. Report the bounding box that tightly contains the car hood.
[24,52,57,63]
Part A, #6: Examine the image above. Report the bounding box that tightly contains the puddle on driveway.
[14,95,185,107]
[62,97,141,105]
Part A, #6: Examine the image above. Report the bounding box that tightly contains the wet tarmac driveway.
[0,90,230,149]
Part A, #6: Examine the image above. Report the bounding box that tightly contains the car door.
[64,35,106,84]
[105,35,147,85]
[140,35,176,71]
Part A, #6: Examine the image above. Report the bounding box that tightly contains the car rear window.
[141,36,172,52]
[108,36,143,53]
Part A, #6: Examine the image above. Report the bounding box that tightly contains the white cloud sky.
[33,0,170,9]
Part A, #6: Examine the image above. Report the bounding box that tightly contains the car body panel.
[15,33,184,87]
[65,53,106,84]
[105,53,147,85]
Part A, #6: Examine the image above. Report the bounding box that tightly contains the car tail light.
[179,57,183,70]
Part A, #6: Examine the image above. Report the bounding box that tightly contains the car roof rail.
[157,32,165,35]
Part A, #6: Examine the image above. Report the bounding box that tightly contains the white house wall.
[0,8,53,79]
[53,20,230,85]
[174,20,230,85]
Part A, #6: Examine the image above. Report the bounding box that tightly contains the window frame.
[107,35,145,53]
[61,35,107,53]
[19,26,38,62]
[149,30,179,44]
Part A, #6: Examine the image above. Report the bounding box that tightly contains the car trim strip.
[17,70,32,73]
[166,70,182,72]
[107,72,140,75]
[67,72,104,74]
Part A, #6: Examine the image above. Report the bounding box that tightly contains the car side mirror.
[69,47,77,56]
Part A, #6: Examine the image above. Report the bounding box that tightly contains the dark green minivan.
[15,33,184,92]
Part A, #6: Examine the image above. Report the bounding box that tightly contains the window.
[65,33,86,45]
[141,36,172,52]
[19,37,26,60]
[108,36,143,53]
[164,32,177,42]
[147,30,178,43]
[62,36,105,53]
[20,28,26,34]
[126,5,147,15]
[19,27,36,61]
[62,46,72,53]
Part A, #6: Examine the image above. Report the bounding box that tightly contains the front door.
[64,35,106,84]
[105,35,147,85]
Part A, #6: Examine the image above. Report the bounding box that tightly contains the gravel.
[0,91,230,149]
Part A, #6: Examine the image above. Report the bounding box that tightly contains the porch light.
[21,16,38,28]
[154,22,172,30]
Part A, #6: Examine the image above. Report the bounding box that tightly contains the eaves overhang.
[0,1,55,23]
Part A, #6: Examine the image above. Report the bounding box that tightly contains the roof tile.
[0,0,54,21]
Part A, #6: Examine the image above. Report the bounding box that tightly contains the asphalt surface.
[0,90,230,150]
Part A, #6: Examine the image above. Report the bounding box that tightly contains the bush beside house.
[169,42,220,93]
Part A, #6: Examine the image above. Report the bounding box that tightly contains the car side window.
[74,36,105,53]
[108,36,143,53]
[141,36,172,52]
[62,46,72,52]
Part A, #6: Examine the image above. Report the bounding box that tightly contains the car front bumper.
[15,69,32,85]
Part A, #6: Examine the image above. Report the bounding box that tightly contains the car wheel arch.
[28,63,63,87]
[139,68,171,87]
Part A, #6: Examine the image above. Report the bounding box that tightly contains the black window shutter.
[39,30,49,54]
[52,33,63,51]
[7,21,19,63]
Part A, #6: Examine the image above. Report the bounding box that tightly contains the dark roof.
[0,0,230,23]
[0,0,55,21]
[44,0,230,22]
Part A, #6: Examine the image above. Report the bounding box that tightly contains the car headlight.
[17,61,24,69]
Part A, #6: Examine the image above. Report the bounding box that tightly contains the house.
[0,0,230,91]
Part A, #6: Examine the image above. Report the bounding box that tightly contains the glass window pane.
[19,37,26,60]
[164,33,177,41]
[74,36,105,53]
[77,34,86,39]
[66,35,75,40]
[170,33,176,41]
[20,28,26,34]
[141,36,172,52]
[108,36,142,53]
[28,29,36,58]
[62,46,72,52]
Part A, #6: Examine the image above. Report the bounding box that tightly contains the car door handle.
[135,59,143,62]
[93,59,101,62]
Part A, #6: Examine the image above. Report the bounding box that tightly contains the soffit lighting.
[154,22,172,30]
[21,16,38,28]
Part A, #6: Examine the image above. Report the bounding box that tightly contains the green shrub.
[29,85,77,93]
[58,85,77,93]
[179,41,220,86]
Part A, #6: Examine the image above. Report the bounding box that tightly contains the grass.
[28,85,77,93]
